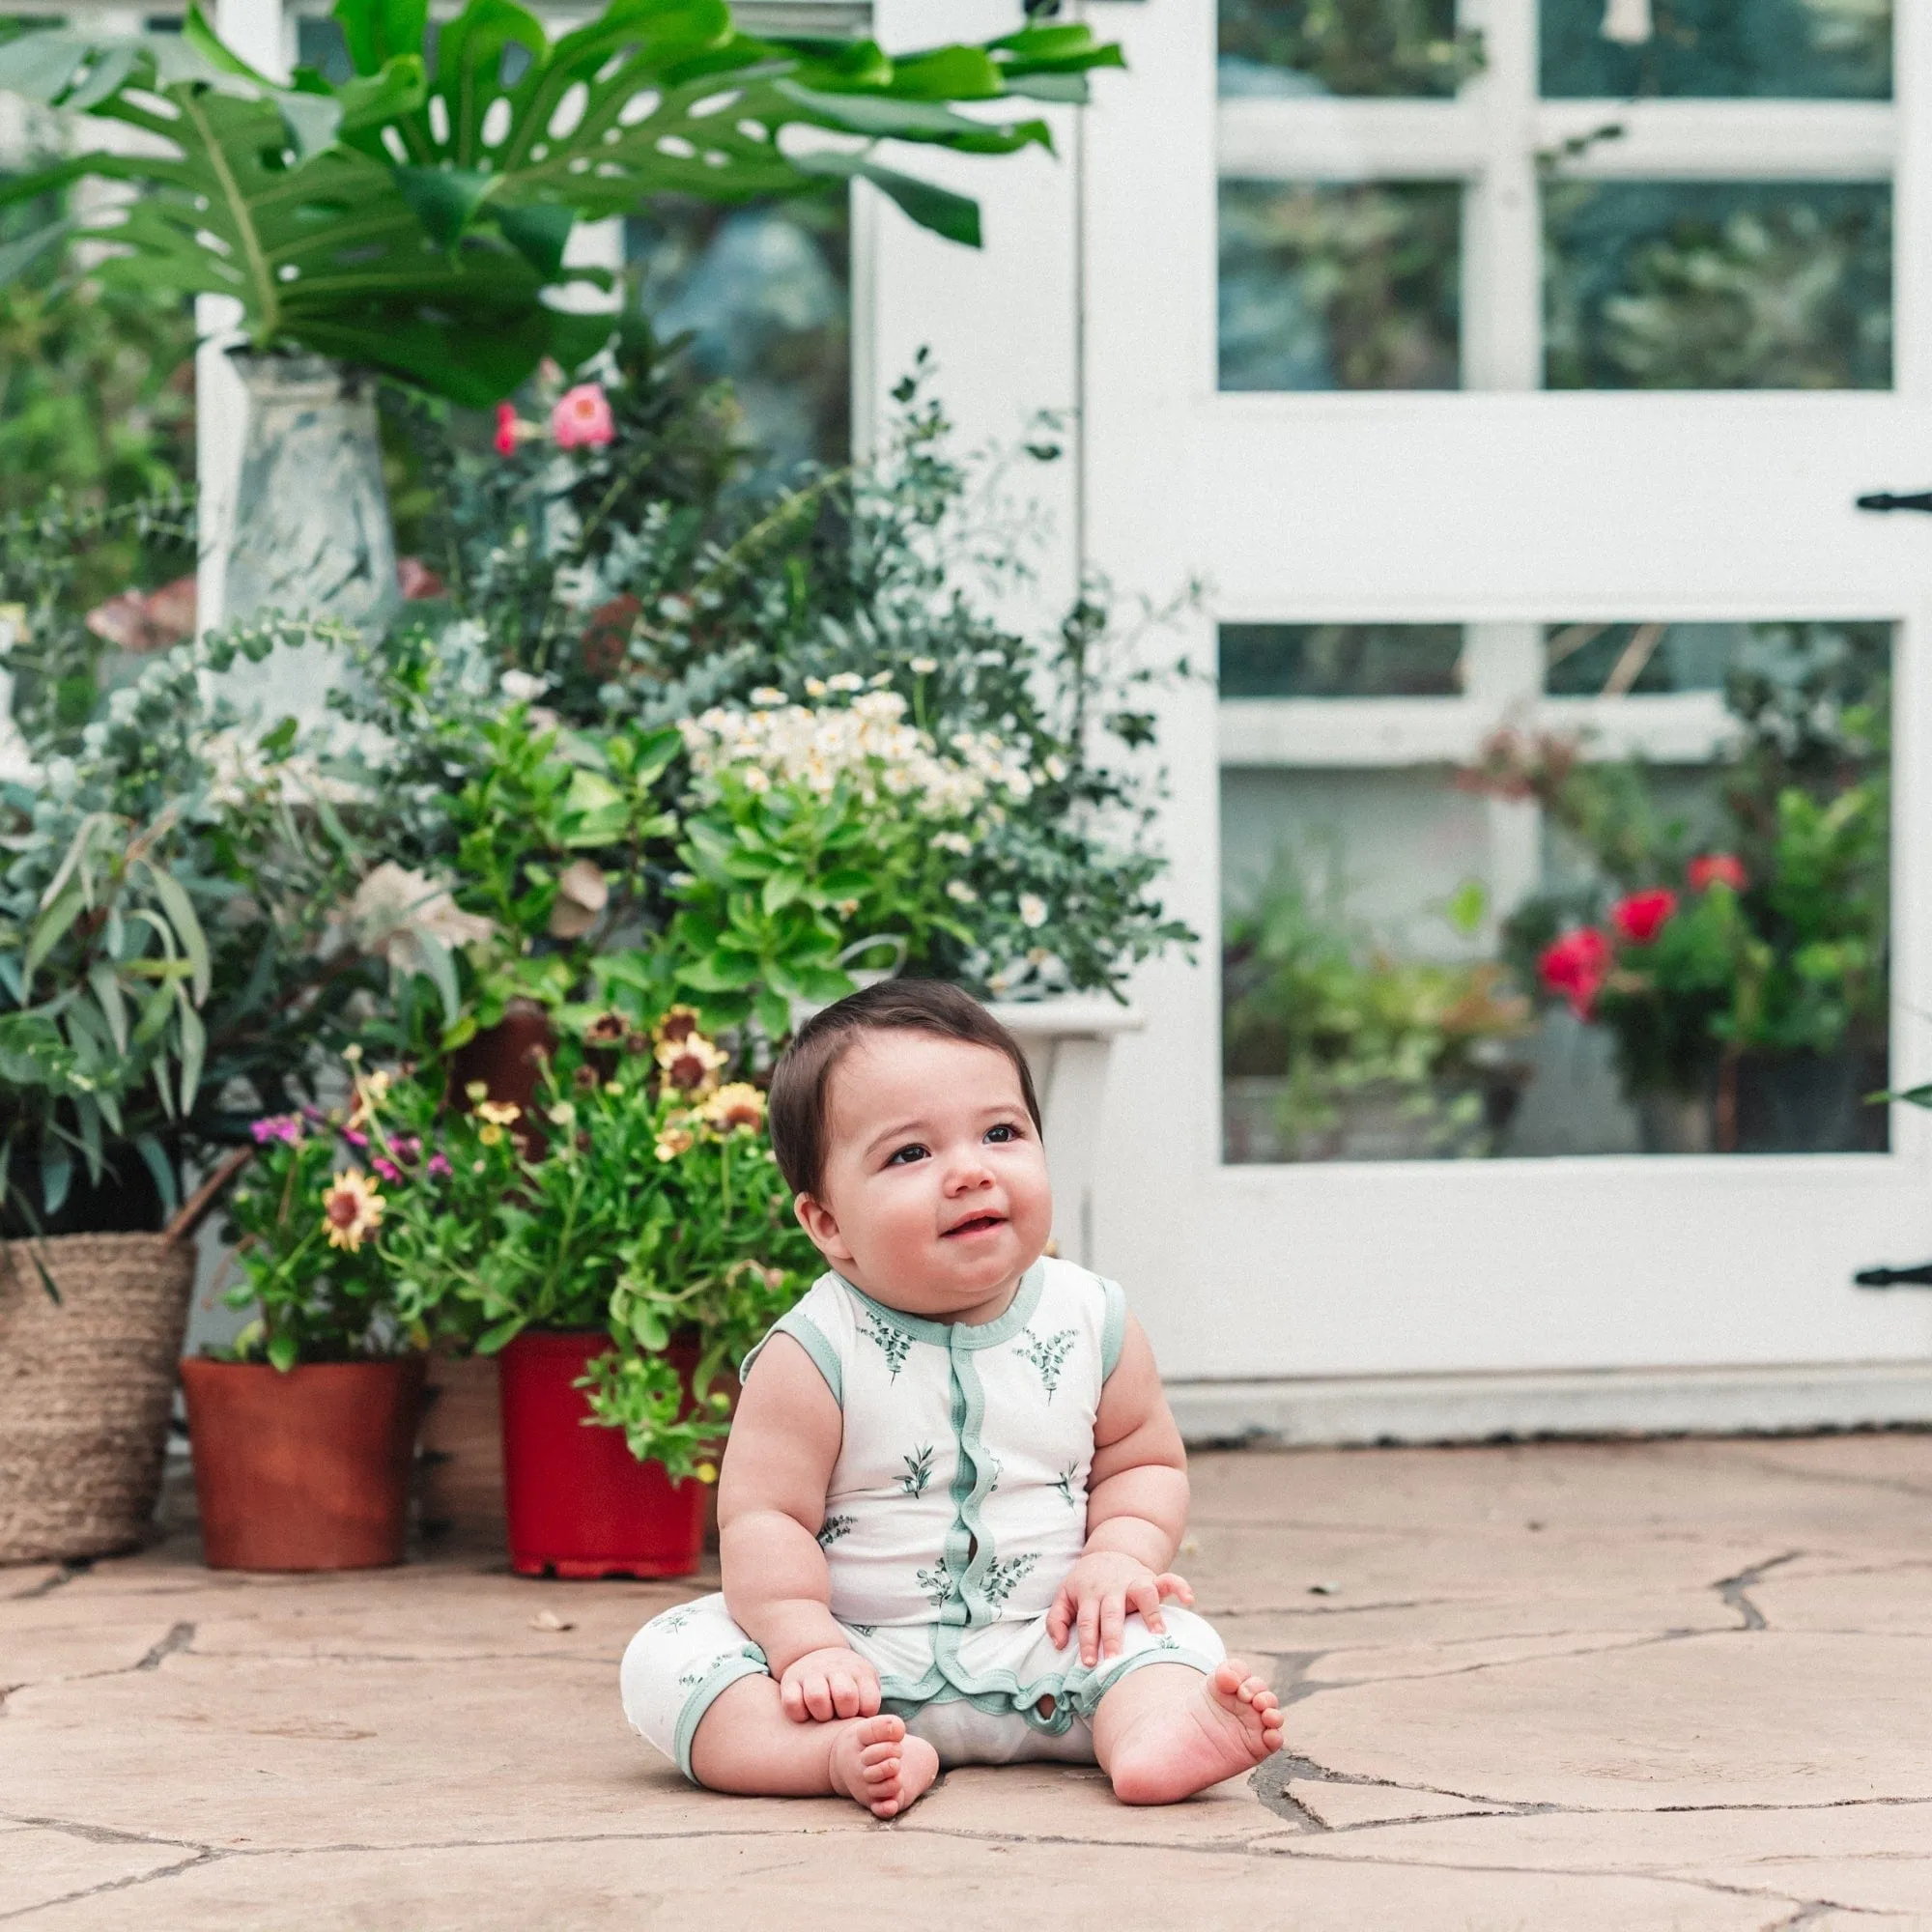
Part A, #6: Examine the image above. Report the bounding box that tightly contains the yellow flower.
[476,1100,522,1126]
[465,1080,489,1103]
[702,1082,766,1133]
[320,1169,384,1252]
[478,1122,505,1147]
[656,1031,727,1094]
[546,1101,576,1127]
[696,1462,719,1485]
[654,1124,696,1163]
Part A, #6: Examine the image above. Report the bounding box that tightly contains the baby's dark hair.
[767,980,1042,1199]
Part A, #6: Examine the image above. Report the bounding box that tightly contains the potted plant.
[0,0,1122,629]
[380,1006,814,1577]
[0,608,428,1563]
[183,1051,452,1571]
[1221,851,1532,1162]
[1475,623,1890,1151]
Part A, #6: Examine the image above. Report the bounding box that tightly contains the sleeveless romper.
[620,1257,1225,1776]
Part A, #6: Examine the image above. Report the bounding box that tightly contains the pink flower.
[342,1126,368,1149]
[249,1115,302,1146]
[551,383,614,450]
[494,402,519,458]
[1689,853,1747,894]
[1610,888,1678,946]
[426,1152,452,1179]
[371,1157,401,1183]
[1539,927,1612,1018]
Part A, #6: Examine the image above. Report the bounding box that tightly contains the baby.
[620,980,1282,1815]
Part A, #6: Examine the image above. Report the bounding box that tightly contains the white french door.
[1058,0,1932,1407]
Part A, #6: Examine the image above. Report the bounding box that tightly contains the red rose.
[1539,926,1612,1017]
[1688,853,1747,894]
[494,402,519,458]
[1609,887,1677,946]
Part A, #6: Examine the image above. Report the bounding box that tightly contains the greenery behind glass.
[625,197,849,478]
[1219,0,1481,98]
[1221,623,1464,697]
[1220,181,1462,390]
[1540,0,1891,100]
[1545,182,1891,390]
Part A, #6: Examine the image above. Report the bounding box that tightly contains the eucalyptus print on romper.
[981,1551,1039,1608]
[897,1444,935,1497]
[863,1308,914,1380]
[1019,1328,1076,1400]
[816,1513,856,1548]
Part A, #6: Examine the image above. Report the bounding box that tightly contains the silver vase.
[216,352,400,723]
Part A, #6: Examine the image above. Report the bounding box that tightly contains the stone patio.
[2,1433,1929,1929]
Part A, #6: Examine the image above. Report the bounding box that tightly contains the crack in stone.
[0,1813,212,1852]
[1716,1551,1804,1632]
[134,1622,195,1671]
[0,1848,225,1924]
[1270,1843,1892,1919]
[7,1563,91,1604]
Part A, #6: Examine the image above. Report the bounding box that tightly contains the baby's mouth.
[942,1212,1007,1240]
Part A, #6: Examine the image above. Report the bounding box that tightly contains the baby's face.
[797,1030,1052,1323]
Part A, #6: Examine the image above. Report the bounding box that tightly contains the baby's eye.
[985,1122,1021,1144]
[885,1143,928,1166]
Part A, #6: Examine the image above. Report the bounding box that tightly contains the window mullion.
[1460,0,1541,392]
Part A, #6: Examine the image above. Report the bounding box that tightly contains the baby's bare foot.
[1106,1660,1284,1806]
[828,1714,941,1820]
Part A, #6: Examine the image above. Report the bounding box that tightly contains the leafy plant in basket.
[0,613,409,1241]
[377,1006,815,1478]
[0,0,1122,404]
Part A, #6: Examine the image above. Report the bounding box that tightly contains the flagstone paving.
[2,1434,1929,1929]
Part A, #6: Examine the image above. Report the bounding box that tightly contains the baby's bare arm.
[1047,1314,1193,1662]
[718,1334,849,1677]
[1085,1313,1189,1565]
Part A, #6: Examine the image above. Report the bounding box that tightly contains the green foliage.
[218,1059,442,1366]
[0,0,1122,404]
[1217,0,1483,98]
[0,615,390,1236]
[0,195,195,610]
[376,1009,817,1475]
[0,494,195,755]
[1222,847,1529,1152]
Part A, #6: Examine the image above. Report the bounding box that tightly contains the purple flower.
[249,1116,302,1146]
[426,1153,452,1179]
[342,1127,368,1149]
[371,1157,402,1183]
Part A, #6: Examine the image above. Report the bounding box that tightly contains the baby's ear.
[793,1190,850,1264]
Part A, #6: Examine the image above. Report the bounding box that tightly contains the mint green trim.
[946,1345,996,1625]
[740,1309,842,1406]
[673,1649,769,1782]
[836,1263,1044,1352]
[1099,1278,1127,1382]
[1075,1644,1217,1718]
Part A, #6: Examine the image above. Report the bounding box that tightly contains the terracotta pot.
[181,1355,427,1572]
[498,1331,707,1579]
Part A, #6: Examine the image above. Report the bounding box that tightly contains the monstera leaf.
[0,0,1122,403]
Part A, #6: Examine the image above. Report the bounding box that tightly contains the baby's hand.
[778,1645,882,1722]
[1047,1552,1194,1667]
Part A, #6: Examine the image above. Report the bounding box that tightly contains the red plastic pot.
[181,1355,426,1572]
[497,1330,707,1579]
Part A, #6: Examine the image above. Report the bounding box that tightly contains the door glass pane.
[1220,182,1463,391]
[1223,623,1464,696]
[1541,0,1892,101]
[1220,0,1477,98]
[624,197,850,475]
[1544,183,1891,390]
[1221,620,1891,1162]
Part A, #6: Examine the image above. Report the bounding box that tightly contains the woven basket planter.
[0,1235,197,1564]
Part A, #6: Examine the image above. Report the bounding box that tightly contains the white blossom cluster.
[679,685,1033,819]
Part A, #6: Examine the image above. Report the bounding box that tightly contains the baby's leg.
[1091,1661,1283,1806]
[690,1673,940,1820]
